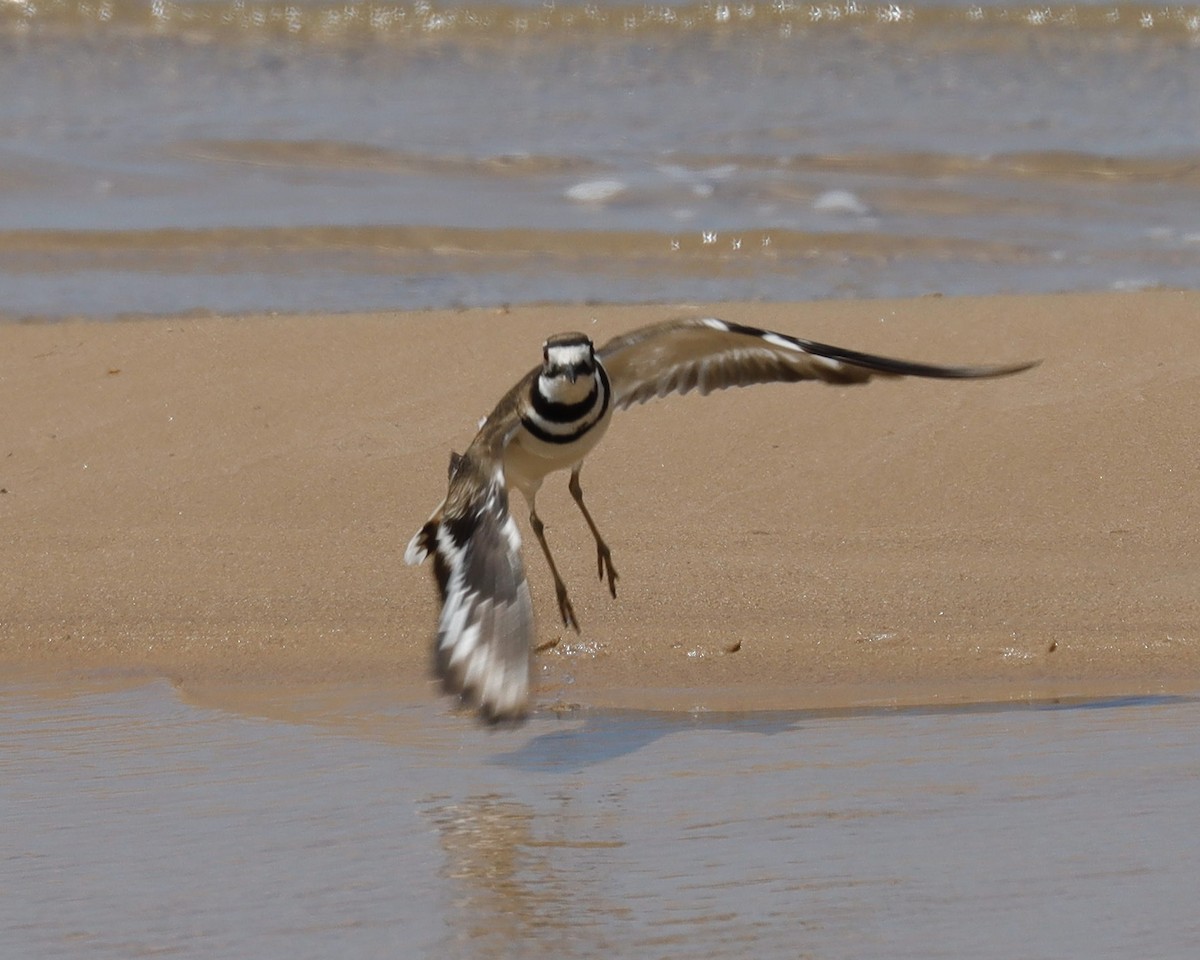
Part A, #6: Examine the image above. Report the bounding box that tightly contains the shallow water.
[3,680,1198,958]
[2,0,1198,318]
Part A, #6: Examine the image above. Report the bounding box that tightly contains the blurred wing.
[598,317,1038,410]
[407,454,534,723]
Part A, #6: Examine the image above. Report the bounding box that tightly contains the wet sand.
[3,292,1199,712]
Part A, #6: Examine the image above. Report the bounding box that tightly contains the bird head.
[541,332,596,391]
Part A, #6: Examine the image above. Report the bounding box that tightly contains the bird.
[406,316,1037,722]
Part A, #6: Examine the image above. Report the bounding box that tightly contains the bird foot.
[597,545,619,599]
[554,581,581,633]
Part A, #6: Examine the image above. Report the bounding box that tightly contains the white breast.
[504,408,612,501]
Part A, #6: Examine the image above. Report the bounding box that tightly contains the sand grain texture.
[3,293,1198,711]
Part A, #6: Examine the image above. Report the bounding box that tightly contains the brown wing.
[598,317,1038,410]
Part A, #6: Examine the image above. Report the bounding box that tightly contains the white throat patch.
[541,342,596,404]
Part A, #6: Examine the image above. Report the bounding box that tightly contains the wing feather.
[408,451,534,723]
[598,317,1038,410]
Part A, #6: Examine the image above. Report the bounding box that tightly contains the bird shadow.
[488,694,1196,773]
[489,708,808,773]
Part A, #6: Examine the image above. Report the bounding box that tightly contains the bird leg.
[528,506,580,632]
[569,467,619,598]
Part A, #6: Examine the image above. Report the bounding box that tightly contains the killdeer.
[407,316,1036,722]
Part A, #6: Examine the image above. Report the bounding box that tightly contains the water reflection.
[423,793,627,958]
[426,796,558,954]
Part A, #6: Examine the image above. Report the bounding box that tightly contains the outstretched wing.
[598,317,1038,410]
[406,451,534,723]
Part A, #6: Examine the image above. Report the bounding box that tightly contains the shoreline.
[4,292,1199,713]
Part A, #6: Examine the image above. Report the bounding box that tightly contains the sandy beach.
[4,292,1199,712]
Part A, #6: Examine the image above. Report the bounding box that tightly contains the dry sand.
[3,292,1199,712]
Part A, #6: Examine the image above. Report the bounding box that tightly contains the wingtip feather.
[405,522,436,565]
[414,456,535,724]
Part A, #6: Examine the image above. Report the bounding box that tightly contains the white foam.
[565,179,626,203]
[812,189,872,217]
